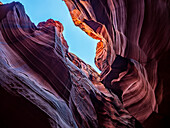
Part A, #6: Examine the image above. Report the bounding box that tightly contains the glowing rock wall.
[0,2,140,128]
[0,1,169,127]
[64,0,170,126]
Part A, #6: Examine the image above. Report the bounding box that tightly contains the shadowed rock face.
[0,2,141,128]
[64,0,170,125]
[0,1,169,128]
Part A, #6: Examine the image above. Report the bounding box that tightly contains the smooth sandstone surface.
[64,0,170,126]
[0,1,169,128]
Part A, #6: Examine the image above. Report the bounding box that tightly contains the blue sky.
[1,0,100,73]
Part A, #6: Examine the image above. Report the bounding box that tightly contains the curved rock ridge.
[0,2,72,103]
[64,0,170,124]
[0,2,142,128]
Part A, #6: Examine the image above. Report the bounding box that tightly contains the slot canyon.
[0,0,169,128]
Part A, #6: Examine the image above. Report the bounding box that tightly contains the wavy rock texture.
[0,2,144,128]
[64,0,170,126]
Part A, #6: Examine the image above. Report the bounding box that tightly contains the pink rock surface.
[0,2,141,128]
[0,1,169,127]
[64,0,170,126]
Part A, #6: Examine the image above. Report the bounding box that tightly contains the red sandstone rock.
[64,0,170,126]
[0,2,141,128]
[0,0,169,128]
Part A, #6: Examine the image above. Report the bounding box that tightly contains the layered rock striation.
[0,2,141,128]
[0,0,169,128]
[64,0,170,126]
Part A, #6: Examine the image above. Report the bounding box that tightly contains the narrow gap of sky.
[1,0,101,73]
